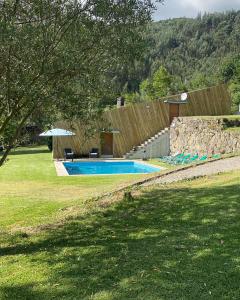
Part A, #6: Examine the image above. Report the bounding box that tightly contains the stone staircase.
[124,127,170,159]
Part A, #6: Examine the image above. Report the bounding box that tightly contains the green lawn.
[224,126,240,133]
[0,147,240,299]
[0,146,150,230]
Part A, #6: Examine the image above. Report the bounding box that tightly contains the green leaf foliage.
[0,0,159,164]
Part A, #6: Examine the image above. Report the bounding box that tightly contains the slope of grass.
[188,115,240,120]
[0,146,150,229]
[0,163,240,299]
[224,127,240,133]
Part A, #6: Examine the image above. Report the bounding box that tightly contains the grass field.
[224,126,240,133]
[0,147,240,299]
[0,147,152,230]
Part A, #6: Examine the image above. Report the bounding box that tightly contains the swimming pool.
[63,161,161,175]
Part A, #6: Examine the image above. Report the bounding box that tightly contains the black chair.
[64,148,74,161]
[89,148,99,158]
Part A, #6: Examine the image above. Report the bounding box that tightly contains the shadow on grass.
[0,285,44,300]
[1,183,240,299]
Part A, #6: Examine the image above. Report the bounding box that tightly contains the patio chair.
[160,152,183,164]
[188,154,199,164]
[64,148,74,161]
[199,155,208,162]
[89,148,99,158]
[212,154,221,159]
[170,153,185,164]
[174,153,191,165]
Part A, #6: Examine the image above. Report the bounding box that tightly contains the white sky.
[153,0,240,20]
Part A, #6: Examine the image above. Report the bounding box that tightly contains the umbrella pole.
[56,136,57,160]
[57,136,59,161]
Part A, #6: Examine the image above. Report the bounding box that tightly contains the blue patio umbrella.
[39,128,75,157]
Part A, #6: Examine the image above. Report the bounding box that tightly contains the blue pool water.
[63,161,161,175]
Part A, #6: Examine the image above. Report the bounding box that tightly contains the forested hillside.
[120,10,240,106]
[146,11,240,83]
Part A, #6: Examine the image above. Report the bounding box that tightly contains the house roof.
[164,99,188,104]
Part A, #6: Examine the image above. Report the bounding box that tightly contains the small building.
[53,84,231,159]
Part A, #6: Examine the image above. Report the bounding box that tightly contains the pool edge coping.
[54,160,69,176]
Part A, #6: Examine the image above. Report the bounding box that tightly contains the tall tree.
[152,66,172,97]
[138,65,172,100]
[220,55,240,111]
[0,0,160,166]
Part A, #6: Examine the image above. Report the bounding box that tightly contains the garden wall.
[170,117,240,155]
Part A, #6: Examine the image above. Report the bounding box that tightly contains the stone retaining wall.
[170,117,240,155]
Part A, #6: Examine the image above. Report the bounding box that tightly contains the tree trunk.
[0,146,13,167]
[0,105,37,167]
[0,98,29,135]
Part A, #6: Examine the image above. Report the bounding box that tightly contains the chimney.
[117,96,125,108]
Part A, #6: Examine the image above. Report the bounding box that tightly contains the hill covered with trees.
[121,10,240,107]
